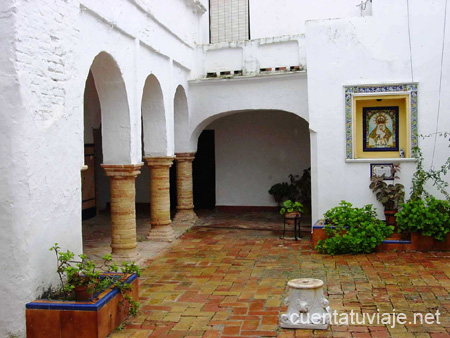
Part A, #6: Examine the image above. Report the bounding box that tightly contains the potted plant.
[280,200,304,219]
[369,165,405,228]
[288,168,311,213]
[268,168,311,211]
[268,182,293,203]
[315,201,393,255]
[55,249,101,301]
[26,244,141,338]
[279,200,304,240]
[396,197,450,249]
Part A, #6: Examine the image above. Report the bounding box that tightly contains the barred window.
[210,0,249,43]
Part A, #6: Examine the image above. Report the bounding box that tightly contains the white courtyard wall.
[0,2,37,337]
[198,0,367,44]
[306,0,450,222]
[0,0,203,336]
[189,73,309,149]
[208,111,310,207]
[197,35,306,79]
[0,1,82,337]
[249,0,363,39]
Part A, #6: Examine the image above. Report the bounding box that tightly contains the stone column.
[174,152,198,224]
[144,156,175,242]
[101,164,143,261]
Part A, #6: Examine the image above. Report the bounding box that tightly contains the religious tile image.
[363,106,399,152]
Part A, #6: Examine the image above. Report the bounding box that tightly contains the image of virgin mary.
[368,114,393,148]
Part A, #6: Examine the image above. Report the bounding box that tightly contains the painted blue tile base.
[26,273,138,312]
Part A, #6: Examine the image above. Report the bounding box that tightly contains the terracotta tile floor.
[84,211,450,338]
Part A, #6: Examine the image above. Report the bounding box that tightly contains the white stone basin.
[280,278,331,330]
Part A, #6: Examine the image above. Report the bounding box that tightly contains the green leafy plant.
[410,145,450,202]
[268,168,311,210]
[288,168,311,212]
[49,244,140,316]
[268,182,295,202]
[121,294,140,317]
[369,164,405,211]
[51,246,101,296]
[279,200,304,215]
[396,197,450,241]
[315,201,394,255]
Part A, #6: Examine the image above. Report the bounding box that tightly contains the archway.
[139,74,177,241]
[82,52,134,259]
[141,74,167,157]
[192,110,311,219]
[171,86,190,212]
[174,85,189,152]
[89,52,132,164]
[137,75,167,213]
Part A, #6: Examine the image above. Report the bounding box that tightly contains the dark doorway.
[193,130,216,209]
[82,143,96,220]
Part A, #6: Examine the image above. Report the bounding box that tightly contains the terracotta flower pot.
[74,284,94,301]
[384,210,397,226]
[284,211,301,225]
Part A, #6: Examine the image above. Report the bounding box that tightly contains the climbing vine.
[410,132,450,201]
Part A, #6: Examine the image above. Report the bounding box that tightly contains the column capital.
[101,163,143,177]
[144,156,175,168]
[175,152,196,162]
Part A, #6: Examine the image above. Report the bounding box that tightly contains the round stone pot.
[280,278,331,330]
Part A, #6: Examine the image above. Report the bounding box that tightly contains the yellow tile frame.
[354,95,409,158]
[344,83,418,159]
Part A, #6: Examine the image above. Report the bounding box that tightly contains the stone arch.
[190,109,311,210]
[174,85,190,153]
[89,52,132,164]
[190,109,307,151]
[141,74,167,156]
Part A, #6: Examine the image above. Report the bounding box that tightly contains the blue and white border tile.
[344,83,418,159]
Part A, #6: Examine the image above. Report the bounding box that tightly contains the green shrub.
[268,182,293,201]
[396,197,450,241]
[315,201,394,255]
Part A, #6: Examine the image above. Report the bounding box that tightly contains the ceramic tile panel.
[344,83,418,159]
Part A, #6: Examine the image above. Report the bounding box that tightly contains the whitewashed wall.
[250,0,363,38]
[199,0,365,44]
[189,73,309,150]
[196,35,305,79]
[195,0,371,79]
[0,1,82,337]
[0,1,36,336]
[0,0,202,336]
[306,0,450,222]
[208,110,310,206]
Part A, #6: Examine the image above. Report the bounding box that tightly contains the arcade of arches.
[81,54,310,262]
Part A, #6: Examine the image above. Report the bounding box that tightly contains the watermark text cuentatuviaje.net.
[285,309,441,328]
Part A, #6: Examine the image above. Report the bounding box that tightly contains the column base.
[173,209,198,224]
[147,224,176,242]
[111,251,141,263]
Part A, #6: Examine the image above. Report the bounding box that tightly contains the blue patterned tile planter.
[26,273,139,338]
